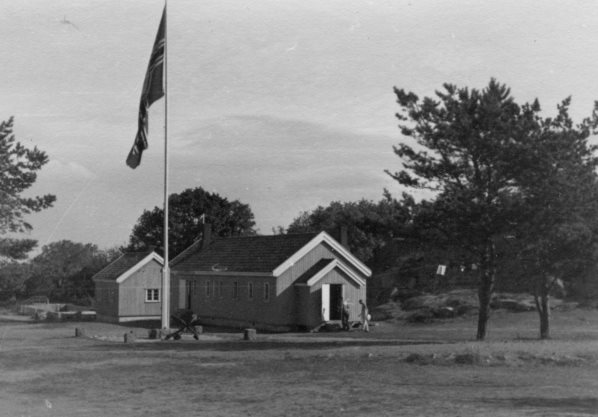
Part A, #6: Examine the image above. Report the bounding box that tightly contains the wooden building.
[92,251,165,323]
[170,231,371,331]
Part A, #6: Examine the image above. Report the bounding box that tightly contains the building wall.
[118,259,163,318]
[94,280,119,320]
[176,273,278,328]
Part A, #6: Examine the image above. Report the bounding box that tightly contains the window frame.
[232,281,239,299]
[145,288,160,303]
[248,282,254,300]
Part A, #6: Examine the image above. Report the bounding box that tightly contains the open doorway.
[321,283,343,321]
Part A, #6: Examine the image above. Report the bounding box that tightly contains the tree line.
[2,79,598,341]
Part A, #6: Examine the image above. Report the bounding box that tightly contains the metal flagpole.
[161,0,170,330]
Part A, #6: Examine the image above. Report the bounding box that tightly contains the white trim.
[299,259,366,287]
[118,315,161,322]
[273,231,372,277]
[116,252,165,284]
[321,284,330,321]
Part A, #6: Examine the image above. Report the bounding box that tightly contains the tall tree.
[0,261,31,300]
[388,79,540,340]
[515,98,598,339]
[126,187,256,257]
[286,194,413,269]
[0,117,55,259]
[26,241,119,303]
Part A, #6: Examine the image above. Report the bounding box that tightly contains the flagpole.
[161,0,170,330]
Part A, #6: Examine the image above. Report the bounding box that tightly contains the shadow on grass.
[83,339,441,352]
[484,397,598,414]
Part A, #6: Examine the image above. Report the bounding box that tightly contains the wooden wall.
[117,259,163,319]
[94,280,119,320]
[175,273,278,327]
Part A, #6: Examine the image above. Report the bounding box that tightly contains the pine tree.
[0,117,55,260]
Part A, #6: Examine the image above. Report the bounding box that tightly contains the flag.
[126,8,166,169]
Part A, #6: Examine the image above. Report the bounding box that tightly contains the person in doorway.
[359,299,369,332]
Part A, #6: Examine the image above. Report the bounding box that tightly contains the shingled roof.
[92,251,163,282]
[294,259,335,284]
[171,233,318,274]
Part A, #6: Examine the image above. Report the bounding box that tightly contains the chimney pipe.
[340,226,349,250]
[202,223,212,249]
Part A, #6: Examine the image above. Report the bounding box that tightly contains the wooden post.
[243,328,257,341]
[124,331,137,343]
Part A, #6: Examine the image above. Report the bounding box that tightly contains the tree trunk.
[534,277,550,339]
[476,241,496,341]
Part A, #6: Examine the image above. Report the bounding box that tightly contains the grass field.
[2,308,598,417]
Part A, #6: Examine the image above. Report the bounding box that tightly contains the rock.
[406,308,434,323]
[492,298,535,312]
[433,306,455,318]
[124,331,136,343]
[454,353,482,365]
[404,353,435,365]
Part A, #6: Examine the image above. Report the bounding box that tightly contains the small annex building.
[92,251,165,323]
[170,231,371,331]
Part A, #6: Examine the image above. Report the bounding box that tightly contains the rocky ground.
[371,288,581,323]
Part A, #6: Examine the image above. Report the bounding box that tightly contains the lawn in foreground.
[1,309,598,417]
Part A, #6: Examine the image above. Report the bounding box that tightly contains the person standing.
[341,299,350,330]
[359,299,369,332]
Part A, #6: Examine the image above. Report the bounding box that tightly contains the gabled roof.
[294,258,366,287]
[171,231,372,278]
[171,233,317,274]
[92,251,164,283]
[294,259,335,283]
[273,231,371,277]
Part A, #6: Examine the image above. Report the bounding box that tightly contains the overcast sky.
[4,0,598,252]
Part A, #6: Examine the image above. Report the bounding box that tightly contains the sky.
[4,0,598,252]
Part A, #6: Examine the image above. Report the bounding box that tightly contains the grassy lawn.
[1,308,598,417]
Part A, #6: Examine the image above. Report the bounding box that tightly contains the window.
[248,282,254,299]
[145,288,160,302]
[218,281,223,297]
[233,281,238,299]
[264,283,270,301]
[206,280,212,297]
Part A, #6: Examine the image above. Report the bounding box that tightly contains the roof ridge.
[212,232,318,240]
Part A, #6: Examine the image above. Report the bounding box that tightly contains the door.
[321,284,330,321]
[179,280,188,309]
[329,284,343,320]
[321,284,344,321]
